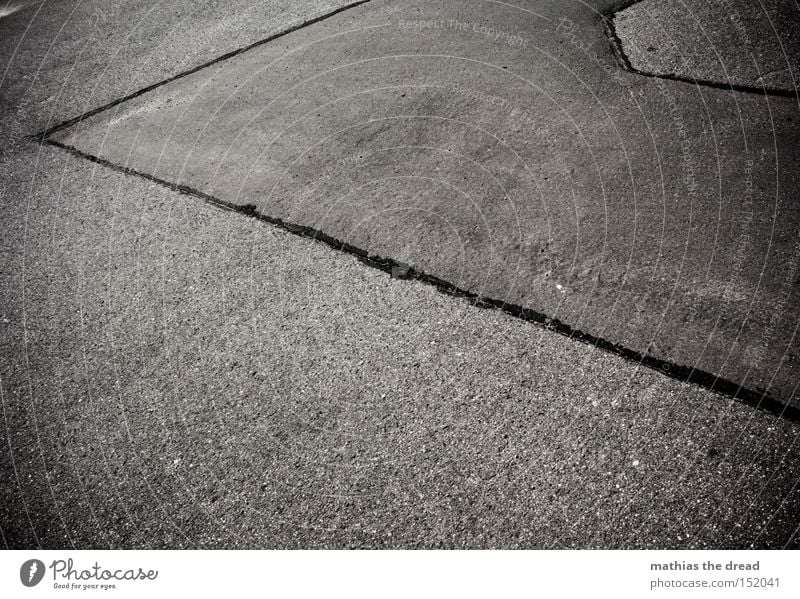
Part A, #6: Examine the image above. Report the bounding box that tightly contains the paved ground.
[48,0,800,409]
[615,0,800,92]
[2,0,800,549]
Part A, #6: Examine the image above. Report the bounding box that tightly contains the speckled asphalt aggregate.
[49,0,800,408]
[1,0,800,549]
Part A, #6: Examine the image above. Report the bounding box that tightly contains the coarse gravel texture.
[49,0,800,408]
[1,0,799,549]
[2,151,800,548]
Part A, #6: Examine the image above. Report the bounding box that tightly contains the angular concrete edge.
[29,0,373,142]
[603,0,799,98]
[34,0,800,424]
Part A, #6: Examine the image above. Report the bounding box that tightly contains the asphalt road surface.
[2,0,799,549]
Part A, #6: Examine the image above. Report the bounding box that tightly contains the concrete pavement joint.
[41,135,800,424]
[27,0,799,422]
[602,2,799,98]
[29,0,372,142]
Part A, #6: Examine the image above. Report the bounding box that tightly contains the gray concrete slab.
[50,0,800,410]
[1,0,799,550]
[614,0,800,92]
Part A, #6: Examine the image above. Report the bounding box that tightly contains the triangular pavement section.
[47,0,800,412]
